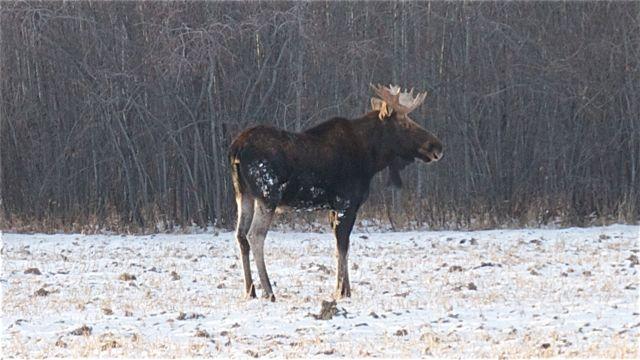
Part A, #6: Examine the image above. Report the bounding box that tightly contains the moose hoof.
[262,293,276,302]
[245,284,257,300]
[335,288,351,299]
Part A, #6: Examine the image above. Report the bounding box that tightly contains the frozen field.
[1,225,639,358]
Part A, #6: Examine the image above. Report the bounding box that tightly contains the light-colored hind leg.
[235,194,256,299]
[247,199,276,301]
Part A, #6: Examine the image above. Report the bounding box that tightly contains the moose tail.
[229,143,245,196]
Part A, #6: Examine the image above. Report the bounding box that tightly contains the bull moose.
[229,84,443,301]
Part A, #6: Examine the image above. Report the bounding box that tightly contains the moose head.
[370,84,443,187]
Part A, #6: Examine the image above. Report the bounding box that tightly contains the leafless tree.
[1,1,638,232]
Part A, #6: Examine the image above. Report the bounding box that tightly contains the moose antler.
[369,84,428,115]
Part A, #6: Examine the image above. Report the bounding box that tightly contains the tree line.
[1,1,638,232]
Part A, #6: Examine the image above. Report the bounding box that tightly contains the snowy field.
[1,225,639,358]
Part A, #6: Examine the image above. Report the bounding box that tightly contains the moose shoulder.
[229,84,443,301]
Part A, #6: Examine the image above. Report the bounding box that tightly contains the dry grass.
[1,226,639,358]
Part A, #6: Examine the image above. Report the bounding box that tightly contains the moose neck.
[351,112,399,175]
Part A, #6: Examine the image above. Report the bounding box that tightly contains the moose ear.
[370,98,393,120]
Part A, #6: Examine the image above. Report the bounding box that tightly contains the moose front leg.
[330,209,357,298]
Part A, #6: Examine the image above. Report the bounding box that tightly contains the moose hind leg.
[331,210,357,298]
[247,199,276,301]
[235,194,256,299]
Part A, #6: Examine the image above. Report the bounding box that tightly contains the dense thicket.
[1,2,638,232]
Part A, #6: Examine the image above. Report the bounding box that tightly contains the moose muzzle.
[417,141,443,163]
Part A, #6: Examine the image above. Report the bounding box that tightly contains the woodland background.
[1,1,638,232]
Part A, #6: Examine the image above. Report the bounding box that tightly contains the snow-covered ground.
[1,225,639,358]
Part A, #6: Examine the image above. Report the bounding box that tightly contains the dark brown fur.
[229,110,442,300]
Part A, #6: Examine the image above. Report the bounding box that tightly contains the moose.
[229,84,443,301]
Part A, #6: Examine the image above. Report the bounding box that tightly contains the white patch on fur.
[309,186,325,199]
[334,196,351,210]
[248,161,279,198]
